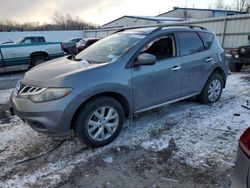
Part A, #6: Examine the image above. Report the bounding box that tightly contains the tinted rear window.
[177,32,204,56]
[198,32,214,49]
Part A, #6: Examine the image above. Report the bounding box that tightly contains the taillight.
[61,43,64,50]
[239,127,250,158]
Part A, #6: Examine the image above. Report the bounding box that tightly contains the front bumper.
[9,91,76,136]
[228,56,250,65]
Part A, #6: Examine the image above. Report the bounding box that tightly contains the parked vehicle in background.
[1,36,45,46]
[62,37,82,54]
[1,39,14,45]
[0,36,64,69]
[1,41,14,45]
[231,127,250,188]
[76,38,100,53]
[228,35,250,72]
[10,25,229,147]
[14,36,46,44]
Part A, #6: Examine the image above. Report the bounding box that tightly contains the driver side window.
[23,39,32,44]
[141,35,175,60]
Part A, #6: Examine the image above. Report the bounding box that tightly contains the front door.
[131,34,182,112]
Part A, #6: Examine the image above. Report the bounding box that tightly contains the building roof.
[102,15,183,27]
[157,7,246,17]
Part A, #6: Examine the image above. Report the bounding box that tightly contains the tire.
[64,49,70,54]
[30,56,46,68]
[74,96,125,147]
[229,62,243,72]
[198,73,223,104]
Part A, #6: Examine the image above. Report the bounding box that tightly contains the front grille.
[16,82,46,96]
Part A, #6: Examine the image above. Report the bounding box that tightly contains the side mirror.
[135,53,156,66]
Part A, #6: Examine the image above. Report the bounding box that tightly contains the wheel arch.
[29,51,49,65]
[70,91,131,130]
[210,67,226,88]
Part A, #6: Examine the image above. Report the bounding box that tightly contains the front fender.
[60,83,133,130]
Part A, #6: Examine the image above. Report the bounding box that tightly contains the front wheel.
[199,73,223,104]
[74,97,125,147]
[229,62,243,72]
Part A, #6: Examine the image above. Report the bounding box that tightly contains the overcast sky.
[0,0,235,26]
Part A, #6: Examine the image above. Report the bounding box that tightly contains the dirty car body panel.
[9,26,229,138]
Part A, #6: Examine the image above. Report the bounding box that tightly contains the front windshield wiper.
[71,55,106,64]
[70,55,82,61]
[74,58,82,61]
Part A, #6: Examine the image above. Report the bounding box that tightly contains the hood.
[23,56,105,86]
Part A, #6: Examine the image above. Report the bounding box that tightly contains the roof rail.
[158,24,207,30]
[113,26,156,34]
[113,24,207,34]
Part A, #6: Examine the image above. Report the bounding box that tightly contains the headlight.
[240,48,246,54]
[29,88,72,103]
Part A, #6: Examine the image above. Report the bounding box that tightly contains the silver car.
[9,25,229,147]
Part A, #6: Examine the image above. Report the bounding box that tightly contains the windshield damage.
[74,32,145,64]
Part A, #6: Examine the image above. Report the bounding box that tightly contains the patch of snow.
[0,70,249,187]
[0,88,13,104]
[103,156,113,163]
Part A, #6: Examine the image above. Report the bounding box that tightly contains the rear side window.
[31,38,39,43]
[38,37,45,43]
[177,32,204,56]
[198,32,214,49]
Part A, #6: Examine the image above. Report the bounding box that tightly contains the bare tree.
[215,0,225,9]
[234,0,250,12]
[176,10,192,20]
[207,3,213,9]
[0,12,98,32]
[183,10,192,20]
[52,12,97,30]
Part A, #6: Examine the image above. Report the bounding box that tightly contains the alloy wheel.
[87,106,119,141]
[208,79,222,102]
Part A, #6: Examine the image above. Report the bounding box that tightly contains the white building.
[101,15,183,29]
[158,7,245,20]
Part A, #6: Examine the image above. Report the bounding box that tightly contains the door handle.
[206,57,213,62]
[171,65,181,71]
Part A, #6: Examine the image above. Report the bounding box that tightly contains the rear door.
[176,31,211,97]
[131,34,182,112]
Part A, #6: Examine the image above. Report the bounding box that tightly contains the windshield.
[14,38,24,44]
[77,39,86,45]
[75,32,145,64]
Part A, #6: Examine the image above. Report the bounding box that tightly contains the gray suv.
[9,25,229,147]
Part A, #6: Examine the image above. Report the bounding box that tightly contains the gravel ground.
[0,67,249,188]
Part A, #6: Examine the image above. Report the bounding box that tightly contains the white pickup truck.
[0,36,64,69]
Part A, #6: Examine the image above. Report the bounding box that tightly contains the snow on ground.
[0,69,249,187]
[0,88,13,104]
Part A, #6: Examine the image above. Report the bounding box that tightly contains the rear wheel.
[199,73,223,104]
[30,56,46,68]
[229,62,243,72]
[74,96,125,147]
